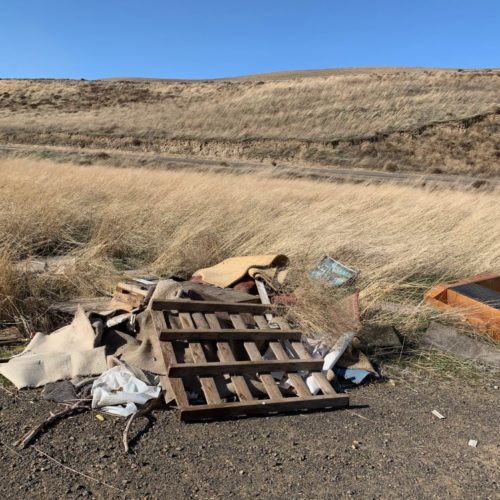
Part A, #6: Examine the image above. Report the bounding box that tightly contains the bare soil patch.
[1,378,498,498]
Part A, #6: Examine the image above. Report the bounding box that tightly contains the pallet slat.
[152,299,272,314]
[180,312,222,405]
[168,359,323,377]
[179,394,349,421]
[159,328,302,341]
[230,313,284,400]
[205,313,254,402]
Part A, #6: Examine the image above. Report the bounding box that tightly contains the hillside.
[0,68,499,177]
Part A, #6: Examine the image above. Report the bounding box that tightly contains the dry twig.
[122,396,162,453]
[15,400,89,449]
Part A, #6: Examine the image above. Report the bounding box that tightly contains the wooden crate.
[151,298,348,421]
[425,273,500,340]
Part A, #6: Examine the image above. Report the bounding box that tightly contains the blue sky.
[1,1,498,79]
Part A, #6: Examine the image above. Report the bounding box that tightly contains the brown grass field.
[0,158,498,357]
[0,68,499,176]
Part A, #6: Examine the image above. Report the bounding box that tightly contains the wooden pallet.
[151,298,349,421]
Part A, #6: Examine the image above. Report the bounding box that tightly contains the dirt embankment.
[1,110,498,178]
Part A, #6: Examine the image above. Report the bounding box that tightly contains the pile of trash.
[0,254,388,450]
[0,255,384,446]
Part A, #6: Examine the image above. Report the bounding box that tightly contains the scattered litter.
[15,255,76,275]
[432,410,446,419]
[310,255,358,287]
[96,414,105,422]
[468,439,478,448]
[425,273,500,340]
[304,319,378,391]
[106,312,132,328]
[91,365,160,417]
[355,323,402,354]
[334,367,372,384]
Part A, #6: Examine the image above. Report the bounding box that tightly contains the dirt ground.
[0,378,498,499]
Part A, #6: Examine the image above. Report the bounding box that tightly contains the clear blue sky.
[1,1,498,79]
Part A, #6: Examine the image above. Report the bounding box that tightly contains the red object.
[232,279,256,294]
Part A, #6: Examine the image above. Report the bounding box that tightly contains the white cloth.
[91,365,160,417]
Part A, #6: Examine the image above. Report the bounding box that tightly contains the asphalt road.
[1,378,498,499]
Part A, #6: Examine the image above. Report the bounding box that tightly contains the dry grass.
[0,70,498,140]
[0,69,499,176]
[0,157,498,343]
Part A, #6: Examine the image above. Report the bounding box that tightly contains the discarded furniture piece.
[150,298,348,421]
[425,273,500,340]
[310,256,358,287]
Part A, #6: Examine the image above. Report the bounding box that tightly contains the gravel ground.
[0,378,498,499]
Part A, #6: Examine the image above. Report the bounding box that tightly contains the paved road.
[1,143,497,188]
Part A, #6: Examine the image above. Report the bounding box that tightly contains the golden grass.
[1,157,499,341]
[1,70,498,141]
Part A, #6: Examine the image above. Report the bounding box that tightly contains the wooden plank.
[169,359,323,377]
[159,328,302,342]
[191,313,218,361]
[255,279,276,326]
[151,312,181,405]
[205,313,253,402]
[180,312,222,405]
[151,299,272,314]
[179,394,349,421]
[230,314,283,400]
[150,310,183,406]
[116,282,150,297]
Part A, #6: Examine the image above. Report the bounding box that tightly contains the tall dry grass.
[0,157,499,338]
